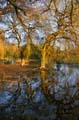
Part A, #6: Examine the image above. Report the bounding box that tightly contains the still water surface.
[0,64,79,120]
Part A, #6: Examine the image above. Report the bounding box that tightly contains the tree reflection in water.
[0,64,79,119]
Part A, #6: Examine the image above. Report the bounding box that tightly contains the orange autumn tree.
[0,31,5,59]
[0,0,79,67]
[40,0,79,68]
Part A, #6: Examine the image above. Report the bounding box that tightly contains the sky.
[0,0,76,50]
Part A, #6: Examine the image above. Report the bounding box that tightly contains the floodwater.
[0,64,79,120]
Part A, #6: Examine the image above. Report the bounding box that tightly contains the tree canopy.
[0,0,79,67]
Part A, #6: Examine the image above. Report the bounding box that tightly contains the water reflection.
[0,64,79,119]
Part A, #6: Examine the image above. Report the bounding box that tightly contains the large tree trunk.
[26,30,32,65]
[26,43,31,62]
[40,46,46,69]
